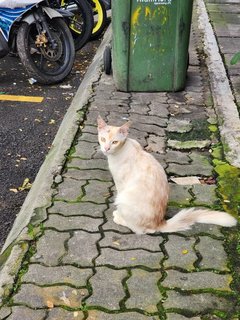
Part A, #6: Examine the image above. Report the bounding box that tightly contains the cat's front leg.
[113,210,128,227]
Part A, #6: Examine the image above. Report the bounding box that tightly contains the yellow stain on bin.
[0,95,44,103]
[131,6,142,26]
[145,6,151,18]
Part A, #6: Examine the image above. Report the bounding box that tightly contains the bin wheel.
[104,45,112,75]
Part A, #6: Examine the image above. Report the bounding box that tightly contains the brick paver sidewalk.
[0,3,239,320]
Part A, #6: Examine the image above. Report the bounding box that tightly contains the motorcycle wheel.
[91,0,107,40]
[62,0,94,51]
[17,18,75,85]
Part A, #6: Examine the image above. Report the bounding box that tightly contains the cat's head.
[97,116,131,155]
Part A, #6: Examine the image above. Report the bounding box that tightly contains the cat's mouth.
[101,148,110,156]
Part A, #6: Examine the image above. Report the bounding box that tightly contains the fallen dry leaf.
[60,291,71,306]
[18,178,32,191]
[9,188,18,193]
[46,300,54,308]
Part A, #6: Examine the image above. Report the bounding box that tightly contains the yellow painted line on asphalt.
[0,95,44,103]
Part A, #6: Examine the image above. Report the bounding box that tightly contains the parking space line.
[0,95,44,103]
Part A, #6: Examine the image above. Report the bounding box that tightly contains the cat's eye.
[101,137,106,142]
[112,141,118,145]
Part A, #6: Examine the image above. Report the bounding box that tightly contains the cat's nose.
[104,145,110,152]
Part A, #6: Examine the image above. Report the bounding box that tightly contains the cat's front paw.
[113,210,118,218]
[113,211,127,227]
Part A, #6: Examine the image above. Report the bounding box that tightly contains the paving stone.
[126,269,162,313]
[132,92,168,104]
[85,110,108,126]
[166,118,193,133]
[81,125,98,135]
[167,92,186,104]
[7,306,46,320]
[146,135,166,154]
[162,270,232,291]
[163,291,233,313]
[102,207,132,234]
[107,113,130,126]
[179,224,224,238]
[166,314,201,320]
[129,113,168,128]
[64,168,112,182]
[22,264,92,287]
[185,92,204,105]
[86,267,126,309]
[67,158,108,171]
[164,235,197,270]
[166,163,200,177]
[95,248,163,269]
[217,36,240,55]
[167,152,213,177]
[48,201,107,218]
[0,307,11,319]
[83,180,112,203]
[167,139,211,150]
[63,231,101,266]
[47,308,84,320]
[129,128,148,146]
[192,184,217,206]
[186,67,202,86]
[100,231,163,251]
[73,140,98,159]
[45,214,103,232]
[93,148,106,159]
[31,230,70,266]
[165,150,191,164]
[149,102,169,118]
[169,184,192,205]
[129,103,149,115]
[80,132,98,143]
[13,284,87,308]
[111,91,131,99]
[167,163,212,177]
[87,310,159,319]
[92,101,129,113]
[189,152,213,174]
[168,104,192,116]
[196,236,229,270]
[132,122,165,136]
[56,178,85,201]
[151,152,167,168]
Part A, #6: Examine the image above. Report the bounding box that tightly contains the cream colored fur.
[97,116,237,234]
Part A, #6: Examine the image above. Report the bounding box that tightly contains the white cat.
[97,116,237,234]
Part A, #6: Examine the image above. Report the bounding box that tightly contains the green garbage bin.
[111,0,193,92]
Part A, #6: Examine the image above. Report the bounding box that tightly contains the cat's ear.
[119,121,132,137]
[97,115,107,131]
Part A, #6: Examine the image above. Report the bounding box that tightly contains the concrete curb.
[0,26,111,300]
[196,0,240,168]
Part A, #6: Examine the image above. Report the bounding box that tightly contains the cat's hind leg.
[113,210,146,234]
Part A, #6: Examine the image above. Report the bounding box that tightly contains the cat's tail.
[157,208,237,233]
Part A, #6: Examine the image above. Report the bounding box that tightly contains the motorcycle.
[0,0,75,84]
[50,0,94,51]
[89,0,108,40]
